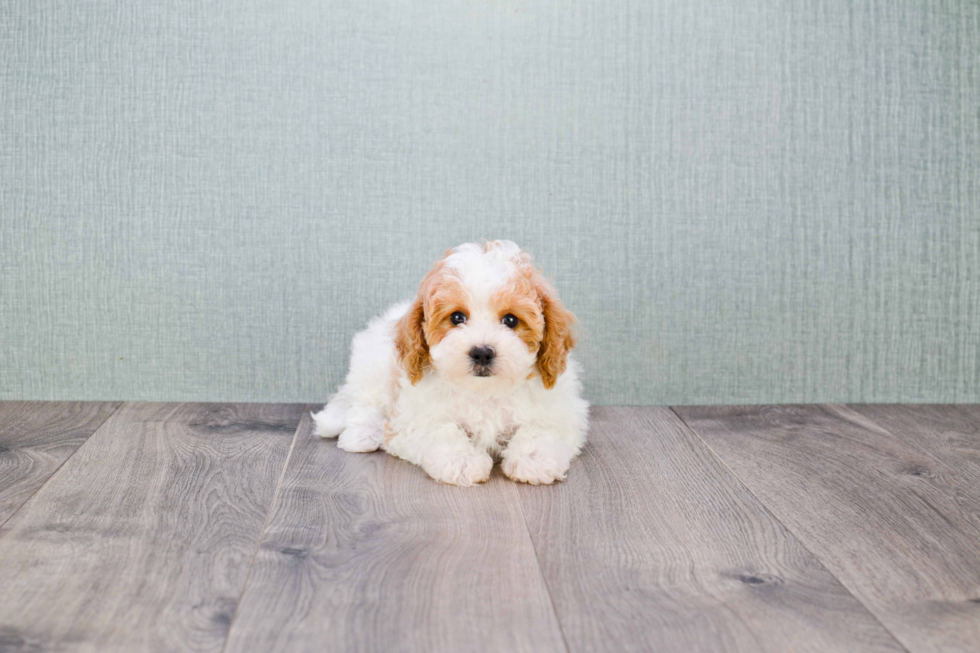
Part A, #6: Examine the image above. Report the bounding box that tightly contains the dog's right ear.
[394,297,429,384]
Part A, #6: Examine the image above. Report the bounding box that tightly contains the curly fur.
[313,240,589,486]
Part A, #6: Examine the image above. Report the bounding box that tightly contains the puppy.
[313,240,589,486]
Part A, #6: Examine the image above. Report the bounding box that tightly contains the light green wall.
[2,1,978,405]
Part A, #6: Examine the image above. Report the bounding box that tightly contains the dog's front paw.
[422,449,493,486]
[502,447,570,485]
[337,425,383,453]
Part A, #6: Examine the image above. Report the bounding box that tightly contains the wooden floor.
[1,403,979,652]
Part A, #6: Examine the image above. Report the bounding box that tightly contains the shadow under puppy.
[314,240,589,486]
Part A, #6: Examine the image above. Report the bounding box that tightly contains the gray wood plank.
[224,409,568,653]
[0,402,304,653]
[845,404,980,485]
[675,404,980,653]
[516,406,903,653]
[0,401,120,525]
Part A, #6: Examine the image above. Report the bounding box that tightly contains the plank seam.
[219,404,307,653]
[513,482,573,653]
[668,406,913,653]
[0,401,124,534]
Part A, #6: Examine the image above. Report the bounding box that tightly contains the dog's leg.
[386,423,493,486]
[335,405,385,453]
[501,427,582,485]
[311,396,351,438]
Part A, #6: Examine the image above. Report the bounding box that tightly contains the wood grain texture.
[0,401,120,525]
[516,406,903,653]
[224,410,568,653]
[675,404,980,653]
[846,404,980,484]
[0,402,304,653]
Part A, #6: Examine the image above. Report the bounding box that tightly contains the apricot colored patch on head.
[504,251,577,389]
[491,275,544,353]
[422,269,469,347]
[394,249,456,384]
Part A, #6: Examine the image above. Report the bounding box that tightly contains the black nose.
[469,346,495,366]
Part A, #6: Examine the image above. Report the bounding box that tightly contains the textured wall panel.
[2,0,978,404]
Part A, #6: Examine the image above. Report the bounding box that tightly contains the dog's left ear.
[534,274,576,389]
[394,297,429,384]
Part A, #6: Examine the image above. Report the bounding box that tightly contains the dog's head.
[394,241,576,394]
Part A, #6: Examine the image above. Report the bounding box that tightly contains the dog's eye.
[450,311,467,326]
[501,314,518,329]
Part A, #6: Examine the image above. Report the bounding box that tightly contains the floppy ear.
[394,297,429,384]
[535,275,576,389]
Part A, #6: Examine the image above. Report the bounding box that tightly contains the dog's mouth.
[472,365,493,377]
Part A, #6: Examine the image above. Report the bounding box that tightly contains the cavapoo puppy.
[313,240,589,486]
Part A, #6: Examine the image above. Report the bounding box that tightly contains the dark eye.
[501,314,518,329]
[450,311,467,326]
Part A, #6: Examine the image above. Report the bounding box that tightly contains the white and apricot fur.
[313,240,589,486]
